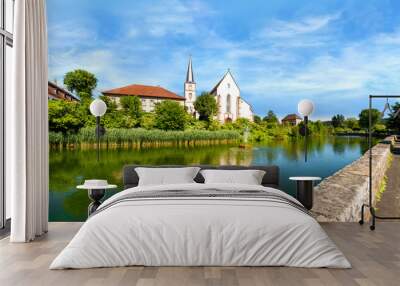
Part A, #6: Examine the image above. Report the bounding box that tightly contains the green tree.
[194,92,218,122]
[120,96,142,126]
[48,100,85,134]
[76,99,94,127]
[387,102,400,132]
[263,110,279,124]
[253,115,262,124]
[100,95,118,112]
[96,96,131,128]
[374,124,387,133]
[331,114,345,128]
[140,113,157,130]
[207,119,221,131]
[359,109,381,130]
[233,118,251,130]
[344,117,359,130]
[64,69,97,100]
[311,120,325,134]
[154,101,186,130]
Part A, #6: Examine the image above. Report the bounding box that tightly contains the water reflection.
[50,136,374,221]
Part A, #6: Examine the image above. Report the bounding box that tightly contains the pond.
[49,136,373,221]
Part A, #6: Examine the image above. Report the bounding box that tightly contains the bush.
[344,117,360,130]
[185,118,208,130]
[154,101,187,131]
[140,112,156,130]
[48,100,85,134]
[207,120,222,131]
[120,96,142,126]
[253,115,262,124]
[374,124,387,133]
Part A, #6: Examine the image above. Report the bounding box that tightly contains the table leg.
[296,181,314,210]
[88,189,105,216]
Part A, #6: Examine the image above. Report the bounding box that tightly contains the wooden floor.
[0,222,399,286]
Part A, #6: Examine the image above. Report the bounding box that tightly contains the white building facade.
[239,98,254,121]
[104,58,254,122]
[210,70,254,123]
[103,84,185,112]
[184,58,254,123]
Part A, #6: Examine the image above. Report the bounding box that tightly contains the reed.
[49,127,240,149]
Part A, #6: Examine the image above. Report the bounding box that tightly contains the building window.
[227,83,230,89]
[226,94,231,113]
[188,92,192,100]
[1,0,15,228]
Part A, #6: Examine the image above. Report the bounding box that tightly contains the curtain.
[7,0,49,242]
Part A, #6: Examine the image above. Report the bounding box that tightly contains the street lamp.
[298,99,314,162]
[89,98,107,162]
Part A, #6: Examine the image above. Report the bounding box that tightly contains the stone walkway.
[376,153,400,217]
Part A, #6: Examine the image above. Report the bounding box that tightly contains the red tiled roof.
[48,81,80,102]
[102,84,185,100]
[282,114,302,121]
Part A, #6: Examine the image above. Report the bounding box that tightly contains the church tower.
[184,56,196,115]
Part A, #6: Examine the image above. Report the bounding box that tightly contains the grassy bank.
[49,127,240,149]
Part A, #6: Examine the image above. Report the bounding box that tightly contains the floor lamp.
[359,95,400,230]
[89,99,107,162]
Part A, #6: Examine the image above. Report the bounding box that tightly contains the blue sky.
[47,0,400,120]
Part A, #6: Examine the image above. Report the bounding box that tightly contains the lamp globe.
[89,99,107,117]
[298,99,314,117]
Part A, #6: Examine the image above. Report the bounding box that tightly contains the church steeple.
[184,56,196,115]
[186,56,194,83]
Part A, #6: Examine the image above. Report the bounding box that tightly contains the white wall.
[214,72,240,123]
[108,95,184,113]
[239,99,254,122]
[184,82,196,114]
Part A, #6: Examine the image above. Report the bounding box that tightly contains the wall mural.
[47,0,398,221]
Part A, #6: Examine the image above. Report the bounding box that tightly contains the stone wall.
[311,139,392,222]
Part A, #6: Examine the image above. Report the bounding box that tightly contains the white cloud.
[48,49,130,92]
[47,2,400,117]
[48,21,97,50]
[241,30,400,101]
[127,27,139,38]
[373,29,400,45]
[124,0,214,38]
[260,13,341,39]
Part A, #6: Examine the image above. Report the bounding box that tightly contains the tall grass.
[49,127,240,149]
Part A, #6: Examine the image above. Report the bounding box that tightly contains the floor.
[376,154,400,217]
[1,222,399,286]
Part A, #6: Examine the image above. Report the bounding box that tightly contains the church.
[184,57,254,123]
[102,57,254,123]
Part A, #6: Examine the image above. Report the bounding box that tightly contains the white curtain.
[7,0,49,242]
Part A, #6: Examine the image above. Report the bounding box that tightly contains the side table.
[289,177,321,210]
[77,182,117,216]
